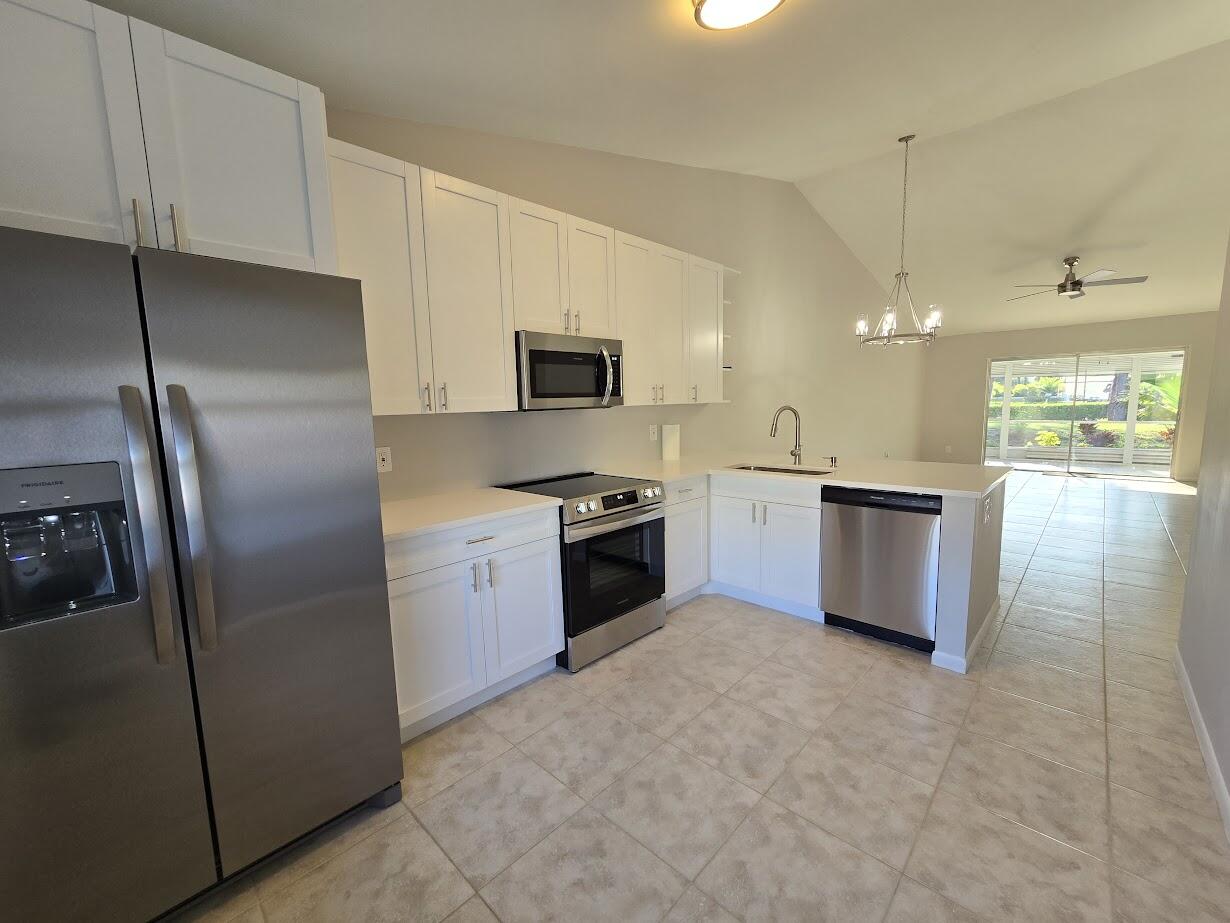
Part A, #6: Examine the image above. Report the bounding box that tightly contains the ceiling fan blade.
[1067,290,1086,299]
[1012,284,1055,288]
[1007,290,1052,302]
[1078,268,1116,283]
[1084,275,1149,287]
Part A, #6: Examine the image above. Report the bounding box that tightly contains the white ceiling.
[99,0,1230,332]
[799,41,1230,334]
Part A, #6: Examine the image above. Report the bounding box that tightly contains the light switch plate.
[376,446,393,473]
[649,425,659,442]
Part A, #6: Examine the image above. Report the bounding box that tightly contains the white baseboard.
[703,581,824,623]
[1175,651,1230,844]
[399,657,557,743]
[930,650,968,674]
[665,584,707,610]
[935,594,999,676]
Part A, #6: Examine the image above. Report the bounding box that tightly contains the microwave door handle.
[118,385,175,664]
[166,384,218,652]
[599,345,613,407]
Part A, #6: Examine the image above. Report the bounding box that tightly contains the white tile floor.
[175,471,1228,922]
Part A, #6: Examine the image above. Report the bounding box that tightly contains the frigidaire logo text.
[20,480,64,488]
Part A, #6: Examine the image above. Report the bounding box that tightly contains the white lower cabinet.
[386,533,563,728]
[665,496,708,599]
[387,561,487,727]
[710,493,821,608]
[480,537,565,682]
[761,502,822,606]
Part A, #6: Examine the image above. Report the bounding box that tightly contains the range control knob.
[587,500,597,511]
[575,502,586,514]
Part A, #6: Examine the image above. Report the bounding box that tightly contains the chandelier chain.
[899,136,909,274]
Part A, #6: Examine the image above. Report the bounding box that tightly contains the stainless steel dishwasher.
[821,487,942,652]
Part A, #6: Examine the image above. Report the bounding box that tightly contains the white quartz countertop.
[380,488,561,541]
[608,453,1010,499]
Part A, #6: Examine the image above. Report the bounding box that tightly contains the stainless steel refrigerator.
[0,227,402,922]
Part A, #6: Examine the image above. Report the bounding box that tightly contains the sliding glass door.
[983,349,1185,478]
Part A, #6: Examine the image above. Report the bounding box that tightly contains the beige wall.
[917,313,1218,482]
[327,110,926,499]
[1179,238,1230,827]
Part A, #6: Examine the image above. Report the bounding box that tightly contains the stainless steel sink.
[730,465,834,476]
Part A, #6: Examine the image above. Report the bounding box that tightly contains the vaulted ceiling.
[101,0,1230,333]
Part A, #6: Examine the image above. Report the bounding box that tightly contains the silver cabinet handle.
[471,562,479,593]
[751,501,756,523]
[678,487,694,494]
[486,559,494,587]
[660,383,666,403]
[762,503,768,525]
[132,198,144,248]
[691,385,698,402]
[440,382,448,411]
[166,384,217,651]
[599,345,613,407]
[170,203,186,252]
[574,311,581,335]
[119,385,175,664]
[465,535,495,545]
[423,383,433,412]
[564,310,571,334]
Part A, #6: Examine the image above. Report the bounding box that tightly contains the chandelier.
[855,134,943,346]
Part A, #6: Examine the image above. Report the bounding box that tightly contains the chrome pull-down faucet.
[770,405,803,465]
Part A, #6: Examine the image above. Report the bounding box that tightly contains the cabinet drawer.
[385,509,559,579]
[665,475,708,506]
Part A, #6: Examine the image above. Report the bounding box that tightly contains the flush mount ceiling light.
[855,134,943,347]
[693,0,785,30]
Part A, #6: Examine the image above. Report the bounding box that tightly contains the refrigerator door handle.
[167,384,219,651]
[118,385,176,665]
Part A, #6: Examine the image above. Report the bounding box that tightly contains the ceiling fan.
[1008,256,1149,302]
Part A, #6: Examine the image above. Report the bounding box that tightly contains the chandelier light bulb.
[855,314,869,337]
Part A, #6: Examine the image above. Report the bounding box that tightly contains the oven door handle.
[564,506,663,543]
[599,345,613,407]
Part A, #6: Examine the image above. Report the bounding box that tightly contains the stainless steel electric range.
[503,472,666,671]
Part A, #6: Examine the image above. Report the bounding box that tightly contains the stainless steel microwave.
[516,331,623,410]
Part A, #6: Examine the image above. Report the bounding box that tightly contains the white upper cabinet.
[509,198,570,335]
[566,217,617,339]
[0,0,153,246]
[129,19,336,272]
[687,256,724,404]
[614,231,657,406]
[420,170,517,413]
[653,243,689,405]
[327,140,432,416]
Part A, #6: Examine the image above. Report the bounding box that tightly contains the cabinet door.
[688,255,723,404]
[567,216,617,339]
[0,0,153,246]
[653,243,689,405]
[479,537,564,682]
[710,495,762,592]
[328,141,433,416]
[615,231,658,406]
[666,497,708,599]
[420,170,517,413]
[130,19,336,272]
[388,563,487,726]
[761,502,822,607]
[509,198,569,335]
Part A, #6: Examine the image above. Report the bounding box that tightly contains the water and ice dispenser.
[1,463,138,630]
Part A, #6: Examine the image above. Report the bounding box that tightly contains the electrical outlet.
[945,445,953,455]
[376,446,393,473]
[649,425,659,442]
[883,450,890,458]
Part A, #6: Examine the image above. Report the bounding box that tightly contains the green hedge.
[986,400,1110,421]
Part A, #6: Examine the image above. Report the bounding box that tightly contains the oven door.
[562,507,664,637]
[517,331,623,410]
